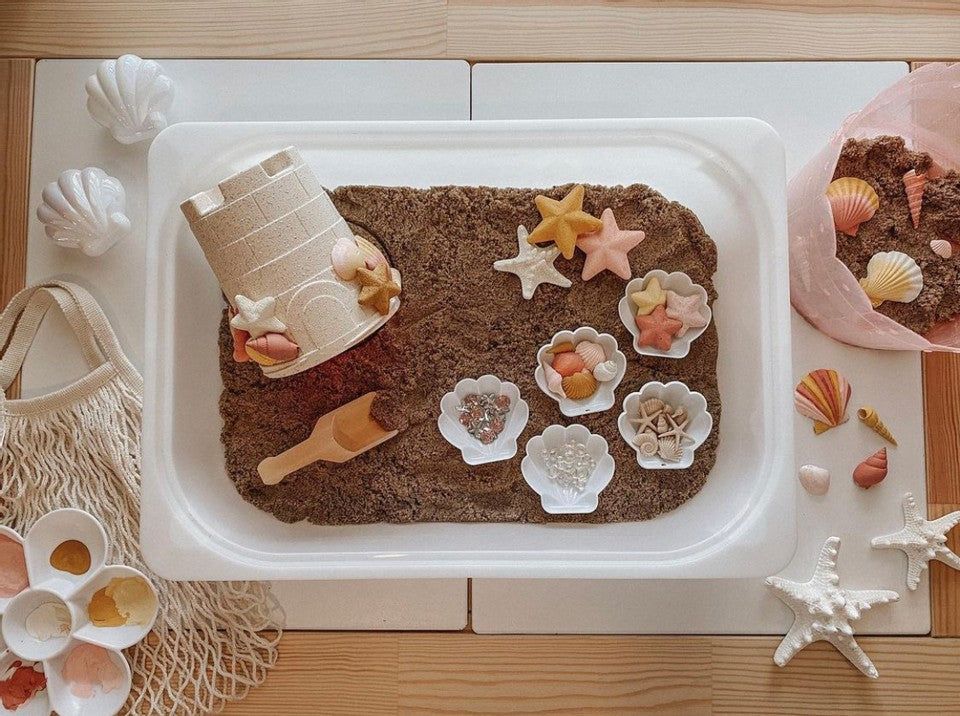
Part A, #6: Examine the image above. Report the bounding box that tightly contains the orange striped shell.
[794,368,851,435]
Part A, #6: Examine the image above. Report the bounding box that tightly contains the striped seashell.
[633,431,659,456]
[552,351,585,377]
[857,407,897,446]
[561,370,598,400]
[543,362,565,398]
[355,235,388,269]
[592,359,618,383]
[902,170,926,229]
[853,448,887,489]
[574,340,606,370]
[858,250,923,308]
[794,368,851,435]
[547,341,575,355]
[654,414,669,435]
[657,436,684,463]
[245,332,299,366]
[331,237,365,280]
[826,177,879,237]
[641,398,665,416]
[930,239,954,259]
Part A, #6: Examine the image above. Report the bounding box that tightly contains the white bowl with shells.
[534,327,627,417]
[617,381,713,470]
[521,424,616,514]
[618,270,711,359]
[437,375,529,465]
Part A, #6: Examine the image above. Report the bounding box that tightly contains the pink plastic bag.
[789,62,960,351]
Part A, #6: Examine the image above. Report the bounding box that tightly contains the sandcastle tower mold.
[181,147,400,379]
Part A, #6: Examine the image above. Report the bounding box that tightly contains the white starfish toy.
[230,294,286,338]
[765,536,899,679]
[493,225,572,300]
[872,492,960,591]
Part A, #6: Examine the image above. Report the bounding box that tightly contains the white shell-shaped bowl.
[36,168,130,257]
[46,642,132,716]
[617,381,713,470]
[85,54,174,145]
[437,375,529,465]
[23,509,107,600]
[521,424,615,514]
[618,270,711,359]
[534,327,627,417]
[0,651,50,715]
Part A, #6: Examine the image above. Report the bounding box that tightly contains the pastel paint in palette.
[0,510,156,715]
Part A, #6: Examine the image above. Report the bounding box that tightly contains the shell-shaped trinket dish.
[36,168,130,257]
[437,375,529,465]
[618,381,713,470]
[534,327,627,417]
[0,509,158,715]
[85,54,174,145]
[618,270,711,359]
[521,424,615,514]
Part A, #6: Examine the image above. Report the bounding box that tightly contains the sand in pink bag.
[789,62,960,351]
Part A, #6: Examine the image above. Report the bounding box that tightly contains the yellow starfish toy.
[356,263,401,315]
[631,277,667,316]
[527,185,603,260]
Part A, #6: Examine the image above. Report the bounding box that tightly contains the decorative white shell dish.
[0,509,158,716]
[36,168,130,257]
[521,424,615,514]
[85,54,174,145]
[437,375,529,465]
[534,327,627,417]
[618,270,711,359]
[618,381,713,470]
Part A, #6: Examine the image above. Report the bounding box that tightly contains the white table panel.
[26,59,470,630]
[470,61,928,635]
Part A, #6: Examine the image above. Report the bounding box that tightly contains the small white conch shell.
[798,464,830,496]
[858,250,923,308]
[592,359,618,383]
[85,54,174,144]
[331,237,364,280]
[633,431,659,456]
[36,167,130,256]
[574,340,605,370]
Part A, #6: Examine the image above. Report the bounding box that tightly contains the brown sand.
[218,183,721,524]
[833,136,960,335]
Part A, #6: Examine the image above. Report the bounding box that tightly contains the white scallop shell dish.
[0,508,157,716]
[85,54,174,145]
[534,327,627,417]
[521,424,615,514]
[36,168,130,257]
[618,269,712,359]
[437,375,529,465]
[617,381,713,470]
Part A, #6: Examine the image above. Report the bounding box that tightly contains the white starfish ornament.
[872,492,960,591]
[230,294,286,338]
[765,536,899,679]
[493,225,572,300]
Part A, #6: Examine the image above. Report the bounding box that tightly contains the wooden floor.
[2,1,960,713]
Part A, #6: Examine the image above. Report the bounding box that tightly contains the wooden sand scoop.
[257,392,397,485]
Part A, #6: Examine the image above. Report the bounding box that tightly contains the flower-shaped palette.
[0,509,158,716]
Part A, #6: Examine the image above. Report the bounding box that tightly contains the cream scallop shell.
[574,340,606,370]
[592,359,618,383]
[858,250,923,308]
[826,177,879,237]
[657,437,684,463]
[633,431,659,457]
[36,167,130,257]
[85,55,174,144]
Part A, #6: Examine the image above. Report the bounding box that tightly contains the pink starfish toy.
[576,208,645,281]
[635,305,683,351]
[664,290,708,337]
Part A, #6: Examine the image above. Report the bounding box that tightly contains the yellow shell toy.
[858,250,923,308]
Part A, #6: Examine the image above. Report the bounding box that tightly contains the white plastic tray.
[143,118,794,580]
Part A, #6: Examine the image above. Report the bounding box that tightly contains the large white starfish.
[765,536,899,679]
[872,492,960,591]
[493,225,572,300]
[230,294,286,338]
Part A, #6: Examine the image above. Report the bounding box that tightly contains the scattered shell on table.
[575,340,606,370]
[794,368,852,435]
[331,237,365,280]
[930,239,955,259]
[657,436,684,463]
[552,351,585,377]
[85,55,173,144]
[592,360,618,383]
[903,169,926,229]
[561,370,598,400]
[355,235,387,269]
[633,431,659,457]
[798,464,831,496]
[36,167,130,257]
[857,407,897,446]
[858,250,923,308]
[826,177,879,237]
[853,447,888,489]
[244,333,299,366]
